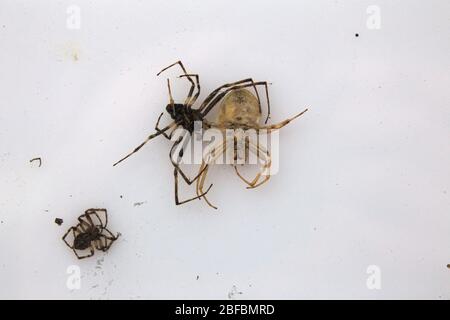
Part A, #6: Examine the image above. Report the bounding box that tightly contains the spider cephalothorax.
[165,103,204,133]
[73,227,101,250]
[62,208,120,259]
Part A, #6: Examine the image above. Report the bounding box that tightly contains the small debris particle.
[447,264,450,269]
[196,275,199,280]
[29,157,42,167]
[54,218,63,226]
[133,201,146,207]
[228,285,243,300]
[120,195,123,199]
[355,33,359,37]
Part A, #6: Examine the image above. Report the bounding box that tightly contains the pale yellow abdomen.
[216,89,261,129]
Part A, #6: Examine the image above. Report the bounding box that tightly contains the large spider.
[196,88,308,209]
[113,61,272,206]
[62,208,120,259]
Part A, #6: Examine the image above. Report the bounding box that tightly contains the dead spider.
[62,208,120,259]
[113,61,272,206]
[196,88,308,209]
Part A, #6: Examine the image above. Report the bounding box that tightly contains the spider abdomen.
[73,233,93,250]
[216,89,261,129]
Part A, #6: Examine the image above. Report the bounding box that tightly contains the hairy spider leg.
[234,139,272,189]
[157,60,198,106]
[200,81,271,121]
[255,108,308,132]
[169,135,213,205]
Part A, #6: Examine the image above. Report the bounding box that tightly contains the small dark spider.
[113,61,271,206]
[62,208,120,259]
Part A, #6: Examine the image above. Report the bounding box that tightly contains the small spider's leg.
[100,234,117,252]
[71,241,95,260]
[95,236,111,252]
[101,227,120,241]
[62,226,77,249]
[100,228,120,251]
[78,213,95,231]
[94,239,103,251]
[77,219,90,233]
[157,61,195,106]
[179,74,200,106]
[173,167,213,206]
[95,209,108,228]
[201,81,270,117]
[256,108,308,132]
[84,209,106,228]
[97,237,110,252]
[113,121,177,167]
[74,245,95,260]
[198,78,255,112]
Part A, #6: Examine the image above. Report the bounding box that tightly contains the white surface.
[0,0,449,299]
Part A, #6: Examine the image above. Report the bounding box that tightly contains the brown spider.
[196,88,308,209]
[62,208,120,259]
[113,61,272,206]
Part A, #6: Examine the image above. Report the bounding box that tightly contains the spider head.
[166,103,185,119]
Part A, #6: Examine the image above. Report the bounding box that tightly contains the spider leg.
[169,134,209,185]
[77,220,90,233]
[196,139,228,209]
[166,78,175,106]
[155,112,171,140]
[234,140,272,189]
[198,78,254,112]
[84,208,107,228]
[256,108,308,132]
[168,136,213,205]
[101,227,120,241]
[157,60,196,106]
[201,81,271,119]
[179,74,200,107]
[113,121,177,167]
[197,78,269,121]
[260,82,271,124]
[74,245,95,260]
[196,164,217,209]
[62,226,77,249]
[94,239,104,251]
[174,167,213,206]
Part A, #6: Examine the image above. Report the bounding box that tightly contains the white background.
[0,0,449,299]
